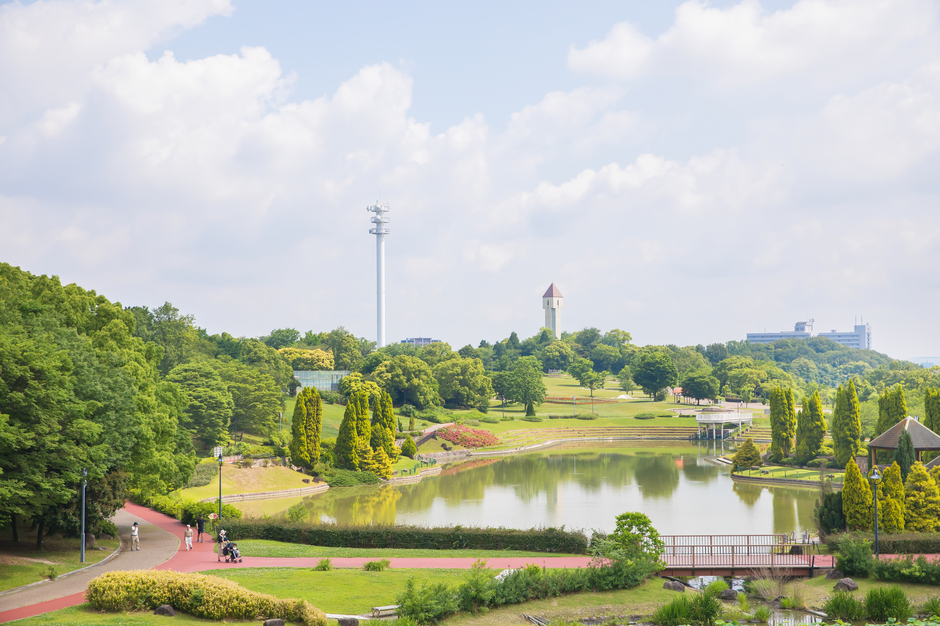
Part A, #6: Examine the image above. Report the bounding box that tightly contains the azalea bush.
[437,425,499,448]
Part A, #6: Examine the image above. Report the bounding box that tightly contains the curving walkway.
[0,501,592,623]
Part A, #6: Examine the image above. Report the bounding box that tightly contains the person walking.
[131,522,140,551]
[196,514,205,543]
[184,524,193,551]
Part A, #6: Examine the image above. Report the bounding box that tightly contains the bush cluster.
[86,570,326,626]
[129,490,242,525]
[319,468,381,487]
[398,558,659,625]
[651,590,722,626]
[186,463,220,488]
[874,555,940,585]
[220,518,589,553]
[829,532,940,556]
[436,425,500,448]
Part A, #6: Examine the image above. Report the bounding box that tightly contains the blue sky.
[1,0,939,359]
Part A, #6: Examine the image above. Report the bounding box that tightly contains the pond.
[235,442,821,535]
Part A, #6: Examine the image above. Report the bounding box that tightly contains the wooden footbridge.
[658,535,829,577]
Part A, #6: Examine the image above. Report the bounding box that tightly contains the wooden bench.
[371,604,400,618]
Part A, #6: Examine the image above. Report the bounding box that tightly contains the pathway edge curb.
[0,537,125,599]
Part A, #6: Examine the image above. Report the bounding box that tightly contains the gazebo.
[868,417,940,469]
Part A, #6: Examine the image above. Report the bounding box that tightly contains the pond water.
[236,442,821,535]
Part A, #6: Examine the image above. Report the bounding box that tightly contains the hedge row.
[222,518,589,553]
[87,570,326,626]
[830,532,940,555]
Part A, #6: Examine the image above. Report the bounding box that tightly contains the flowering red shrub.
[437,425,500,448]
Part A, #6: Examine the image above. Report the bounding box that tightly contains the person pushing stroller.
[217,529,242,563]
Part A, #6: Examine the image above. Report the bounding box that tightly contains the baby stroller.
[217,529,243,563]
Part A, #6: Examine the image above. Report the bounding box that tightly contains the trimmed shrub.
[521,416,543,422]
[321,468,381,487]
[827,531,940,555]
[873,554,940,585]
[220,518,589,553]
[86,570,326,626]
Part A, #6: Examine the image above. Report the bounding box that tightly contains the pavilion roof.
[926,455,940,470]
[869,417,940,451]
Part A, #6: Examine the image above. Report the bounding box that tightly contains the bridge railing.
[660,535,813,569]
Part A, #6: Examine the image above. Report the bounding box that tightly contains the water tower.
[543,283,563,339]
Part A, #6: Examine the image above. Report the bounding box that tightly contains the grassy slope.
[0,523,121,593]
[180,464,312,501]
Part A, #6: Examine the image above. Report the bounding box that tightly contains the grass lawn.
[736,465,845,484]
[236,539,579,559]
[6,606,227,625]
[0,524,121,593]
[792,574,940,607]
[180,464,312,501]
[210,566,469,615]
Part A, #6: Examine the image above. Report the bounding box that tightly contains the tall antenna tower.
[367,203,390,347]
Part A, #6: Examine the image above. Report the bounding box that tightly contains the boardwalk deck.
[658,534,827,577]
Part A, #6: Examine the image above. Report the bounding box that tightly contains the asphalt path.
[0,501,592,623]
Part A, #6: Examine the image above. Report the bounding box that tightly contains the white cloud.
[0,0,232,126]
[569,0,934,85]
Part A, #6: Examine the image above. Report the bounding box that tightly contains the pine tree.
[894,429,915,483]
[925,388,940,433]
[877,461,905,533]
[401,435,418,459]
[876,385,908,437]
[769,388,789,461]
[289,391,310,468]
[842,458,872,531]
[904,462,940,532]
[334,401,360,470]
[380,391,400,461]
[784,388,797,452]
[795,391,826,465]
[731,438,762,469]
[370,445,393,479]
[355,391,371,446]
[832,381,862,468]
[304,387,323,466]
[356,437,375,474]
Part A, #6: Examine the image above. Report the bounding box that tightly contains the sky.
[1,0,939,360]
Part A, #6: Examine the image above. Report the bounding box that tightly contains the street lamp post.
[217,454,224,523]
[871,466,882,558]
[80,468,87,563]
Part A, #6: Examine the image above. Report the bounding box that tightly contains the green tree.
[680,370,720,405]
[540,341,575,372]
[795,391,826,465]
[434,357,494,410]
[370,392,398,462]
[607,511,665,569]
[334,401,360,470]
[832,381,862,468]
[373,355,440,409]
[731,438,762,469]
[784,388,797,448]
[506,356,547,416]
[278,347,334,371]
[167,362,234,448]
[262,328,300,349]
[353,391,371,447]
[338,372,381,402]
[325,327,365,371]
[302,387,323,467]
[842,458,872,531]
[924,387,940,433]
[149,302,197,375]
[630,349,678,399]
[876,385,908,437]
[213,359,281,438]
[401,435,418,459]
[617,365,635,393]
[769,388,791,461]
[583,370,608,400]
[903,462,940,532]
[894,429,915,483]
[289,392,310,468]
[877,461,905,533]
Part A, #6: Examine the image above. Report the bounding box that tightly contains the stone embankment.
[199,482,329,504]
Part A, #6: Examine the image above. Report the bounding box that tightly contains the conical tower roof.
[543,283,563,298]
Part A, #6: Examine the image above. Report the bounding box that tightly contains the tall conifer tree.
[904,462,940,532]
[832,381,862,468]
[795,391,826,465]
[925,388,940,433]
[289,390,310,468]
[334,401,360,470]
[876,385,908,437]
[878,461,905,533]
[842,458,872,531]
[769,388,789,461]
[355,391,371,446]
[894,429,915,483]
[304,387,323,466]
[784,388,797,451]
